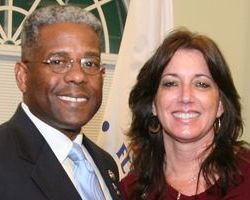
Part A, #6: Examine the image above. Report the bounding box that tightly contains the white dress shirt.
[21,102,112,200]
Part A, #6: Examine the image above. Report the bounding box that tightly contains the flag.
[97,0,173,178]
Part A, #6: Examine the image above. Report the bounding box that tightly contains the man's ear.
[15,62,29,94]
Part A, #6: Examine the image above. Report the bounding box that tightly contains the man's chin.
[60,126,83,140]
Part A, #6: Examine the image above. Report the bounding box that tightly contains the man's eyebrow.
[46,51,101,59]
[83,51,100,58]
[47,51,69,57]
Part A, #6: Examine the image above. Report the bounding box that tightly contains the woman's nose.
[179,84,193,103]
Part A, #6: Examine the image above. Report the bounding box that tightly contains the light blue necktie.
[68,143,105,200]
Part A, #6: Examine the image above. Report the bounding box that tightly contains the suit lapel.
[31,144,81,200]
[82,135,122,200]
[11,106,81,200]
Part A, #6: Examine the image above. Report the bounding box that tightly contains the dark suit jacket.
[0,105,122,200]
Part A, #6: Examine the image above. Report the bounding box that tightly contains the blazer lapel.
[12,106,81,200]
[82,135,122,200]
[31,143,81,200]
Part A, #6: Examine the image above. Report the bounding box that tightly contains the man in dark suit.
[0,5,121,200]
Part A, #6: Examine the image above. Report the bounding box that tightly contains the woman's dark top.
[120,149,250,200]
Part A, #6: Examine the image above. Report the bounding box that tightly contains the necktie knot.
[68,143,86,162]
[67,142,105,199]
[68,143,94,172]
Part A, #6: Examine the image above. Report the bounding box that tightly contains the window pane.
[1,0,127,53]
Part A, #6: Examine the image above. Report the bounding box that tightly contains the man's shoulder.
[0,105,27,135]
[83,135,120,184]
[0,120,14,145]
[83,135,115,161]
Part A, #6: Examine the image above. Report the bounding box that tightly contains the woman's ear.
[152,101,157,116]
[216,100,224,118]
[15,62,28,94]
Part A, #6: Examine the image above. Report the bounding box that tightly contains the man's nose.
[64,61,88,84]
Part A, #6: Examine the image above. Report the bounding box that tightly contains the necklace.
[177,192,181,200]
[188,176,197,184]
[168,175,198,200]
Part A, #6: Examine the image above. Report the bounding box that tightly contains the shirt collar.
[21,102,82,163]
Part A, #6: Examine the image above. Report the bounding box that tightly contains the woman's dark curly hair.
[127,28,246,199]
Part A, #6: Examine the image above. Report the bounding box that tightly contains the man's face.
[16,22,104,139]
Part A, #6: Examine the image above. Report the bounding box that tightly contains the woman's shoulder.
[236,146,250,167]
[120,172,137,199]
[120,171,137,187]
[235,146,250,181]
[222,147,250,199]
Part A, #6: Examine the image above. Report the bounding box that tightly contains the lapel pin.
[107,169,116,181]
[112,183,120,196]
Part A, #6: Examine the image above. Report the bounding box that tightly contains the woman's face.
[153,48,224,143]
